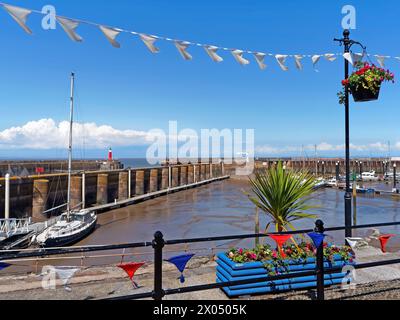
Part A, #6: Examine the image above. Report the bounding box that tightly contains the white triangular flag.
[375,55,388,68]
[3,4,32,34]
[99,25,121,48]
[231,50,249,66]
[254,52,266,70]
[312,55,321,71]
[324,53,337,62]
[343,52,363,65]
[343,52,353,65]
[204,45,223,63]
[54,267,80,286]
[175,41,192,60]
[345,237,363,249]
[294,55,304,70]
[275,54,288,71]
[140,34,159,53]
[56,17,83,42]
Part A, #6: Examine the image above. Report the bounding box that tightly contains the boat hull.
[40,220,97,248]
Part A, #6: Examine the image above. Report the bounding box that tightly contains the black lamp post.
[394,163,397,190]
[336,161,340,181]
[334,30,366,238]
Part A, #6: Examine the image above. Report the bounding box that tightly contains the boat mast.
[67,72,75,217]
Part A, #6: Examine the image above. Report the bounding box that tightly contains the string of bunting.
[1,2,399,71]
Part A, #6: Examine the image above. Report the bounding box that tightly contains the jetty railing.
[1,220,400,300]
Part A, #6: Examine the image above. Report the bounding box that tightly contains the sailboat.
[35,73,97,247]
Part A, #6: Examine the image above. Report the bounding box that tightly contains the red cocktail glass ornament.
[378,234,395,253]
[118,262,145,288]
[269,234,292,258]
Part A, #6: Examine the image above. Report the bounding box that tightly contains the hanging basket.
[350,85,380,102]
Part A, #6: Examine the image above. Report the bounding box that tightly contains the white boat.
[326,177,337,187]
[361,171,379,182]
[35,210,97,247]
[314,178,327,189]
[35,73,97,248]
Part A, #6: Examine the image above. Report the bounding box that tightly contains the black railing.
[1,219,400,300]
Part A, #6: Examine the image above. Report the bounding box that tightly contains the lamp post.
[334,30,366,238]
[393,163,397,191]
[336,161,340,182]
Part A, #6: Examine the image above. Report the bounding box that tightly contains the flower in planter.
[338,61,395,104]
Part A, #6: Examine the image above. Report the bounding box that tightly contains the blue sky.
[0,0,399,159]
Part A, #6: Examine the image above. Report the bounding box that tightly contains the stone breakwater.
[0,162,225,221]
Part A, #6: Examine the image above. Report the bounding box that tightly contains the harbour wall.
[0,160,123,177]
[0,163,225,221]
[254,158,396,176]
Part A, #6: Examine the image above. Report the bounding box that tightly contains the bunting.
[204,45,223,63]
[139,34,159,53]
[0,262,10,271]
[2,4,32,34]
[99,25,121,48]
[175,41,193,60]
[254,52,267,70]
[0,2,398,72]
[294,55,304,70]
[231,50,249,66]
[165,254,195,283]
[345,237,363,250]
[54,267,80,291]
[269,234,292,258]
[275,54,289,71]
[378,234,395,253]
[343,52,364,66]
[375,55,389,68]
[311,55,321,71]
[56,17,83,42]
[307,232,326,249]
[118,262,145,288]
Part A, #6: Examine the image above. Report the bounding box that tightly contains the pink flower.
[238,248,243,255]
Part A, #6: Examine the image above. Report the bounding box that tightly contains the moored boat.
[35,73,97,248]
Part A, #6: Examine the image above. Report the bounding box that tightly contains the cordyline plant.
[338,61,395,104]
[247,162,318,233]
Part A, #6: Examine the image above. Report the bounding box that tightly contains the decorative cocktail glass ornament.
[117,262,145,288]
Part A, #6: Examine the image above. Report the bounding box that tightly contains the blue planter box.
[216,252,354,297]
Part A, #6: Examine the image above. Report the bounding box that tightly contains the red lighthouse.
[108,148,113,161]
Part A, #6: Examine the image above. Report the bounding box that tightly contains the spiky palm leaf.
[248,162,318,232]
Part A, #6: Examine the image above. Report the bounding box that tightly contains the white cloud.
[0,119,156,149]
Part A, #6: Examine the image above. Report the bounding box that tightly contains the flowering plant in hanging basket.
[338,62,395,104]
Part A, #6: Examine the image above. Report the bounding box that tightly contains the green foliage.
[338,61,395,104]
[247,162,318,233]
[227,242,354,276]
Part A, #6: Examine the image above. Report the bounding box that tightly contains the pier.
[0,162,227,221]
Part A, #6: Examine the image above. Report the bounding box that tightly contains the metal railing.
[1,219,400,300]
[0,218,31,237]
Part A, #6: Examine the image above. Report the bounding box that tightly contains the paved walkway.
[1,244,400,300]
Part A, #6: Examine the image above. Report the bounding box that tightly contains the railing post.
[152,231,165,301]
[315,219,325,300]
[5,173,10,221]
